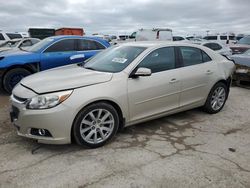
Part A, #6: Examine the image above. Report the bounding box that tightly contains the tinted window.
[203,36,217,40]
[173,36,185,41]
[229,36,236,40]
[202,51,212,62]
[6,33,22,39]
[180,47,203,66]
[45,39,75,52]
[138,47,175,73]
[77,39,105,51]
[0,34,4,40]
[203,43,222,51]
[220,36,227,40]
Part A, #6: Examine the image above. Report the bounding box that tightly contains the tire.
[3,68,32,94]
[203,82,228,114]
[73,102,119,148]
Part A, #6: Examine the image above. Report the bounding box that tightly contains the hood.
[231,55,250,67]
[0,48,32,56]
[20,64,113,94]
[0,47,11,52]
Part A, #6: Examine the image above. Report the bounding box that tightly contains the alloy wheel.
[80,109,115,144]
[210,86,226,111]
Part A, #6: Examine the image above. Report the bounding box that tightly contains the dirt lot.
[0,87,250,188]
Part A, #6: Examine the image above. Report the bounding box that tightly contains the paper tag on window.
[112,58,127,64]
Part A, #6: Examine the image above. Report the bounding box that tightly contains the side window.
[45,39,75,52]
[77,39,105,51]
[0,34,4,40]
[202,51,212,62]
[180,47,203,66]
[204,43,222,51]
[20,40,32,47]
[220,36,227,40]
[138,47,175,73]
[203,36,217,40]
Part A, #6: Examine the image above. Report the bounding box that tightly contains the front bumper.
[10,95,75,144]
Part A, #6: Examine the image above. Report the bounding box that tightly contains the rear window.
[77,39,105,51]
[203,43,222,51]
[6,33,22,39]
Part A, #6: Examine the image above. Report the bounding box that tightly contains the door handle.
[70,54,85,60]
[206,70,213,75]
[169,78,179,83]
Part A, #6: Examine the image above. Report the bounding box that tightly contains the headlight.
[26,90,73,109]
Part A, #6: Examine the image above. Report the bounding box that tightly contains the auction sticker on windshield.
[112,57,127,64]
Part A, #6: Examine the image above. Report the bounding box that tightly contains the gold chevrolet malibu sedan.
[10,42,235,148]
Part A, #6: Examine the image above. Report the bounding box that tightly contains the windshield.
[26,38,55,52]
[238,37,250,45]
[0,40,20,48]
[84,45,146,73]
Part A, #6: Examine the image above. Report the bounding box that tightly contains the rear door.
[40,39,77,70]
[127,47,181,122]
[177,46,216,107]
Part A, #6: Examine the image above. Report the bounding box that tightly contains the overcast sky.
[0,0,250,36]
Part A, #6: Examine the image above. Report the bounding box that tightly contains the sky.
[0,0,250,37]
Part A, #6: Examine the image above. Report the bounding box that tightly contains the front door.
[127,47,181,122]
[40,39,77,70]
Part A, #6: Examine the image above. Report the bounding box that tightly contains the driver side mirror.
[130,67,152,78]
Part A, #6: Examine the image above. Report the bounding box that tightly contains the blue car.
[0,35,110,93]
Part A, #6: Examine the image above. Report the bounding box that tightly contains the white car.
[203,34,236,45]
[193,41,232,56]
[0,32,23,45]
[0,38,40,53]
[10,42,235,148]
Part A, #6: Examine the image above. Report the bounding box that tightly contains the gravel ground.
[0,87,250,188]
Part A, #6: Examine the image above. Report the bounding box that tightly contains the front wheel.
[3,68,31,94]
[203,82,228,114]
[73,102,119,148]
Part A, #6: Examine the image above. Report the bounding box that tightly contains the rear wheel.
[73,102,119,148]
[203,82,228,114]
[3,68,31,94]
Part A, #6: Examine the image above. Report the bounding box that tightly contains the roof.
[119,41,203,48]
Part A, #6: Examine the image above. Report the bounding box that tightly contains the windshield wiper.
[84,67,96,71]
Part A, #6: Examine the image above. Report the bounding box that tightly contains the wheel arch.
[70,99,125,143]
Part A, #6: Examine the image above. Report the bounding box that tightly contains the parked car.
[230,49,250,84]
[173,36,186,41]
[10,42,235,147]
[194,41,232,56]
[0,32,23,45]
[0,36,110,93]
[230,36,250,54]
[203,34,236,45]
[0,38,40,53]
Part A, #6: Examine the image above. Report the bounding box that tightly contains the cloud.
[0,0,249,36]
